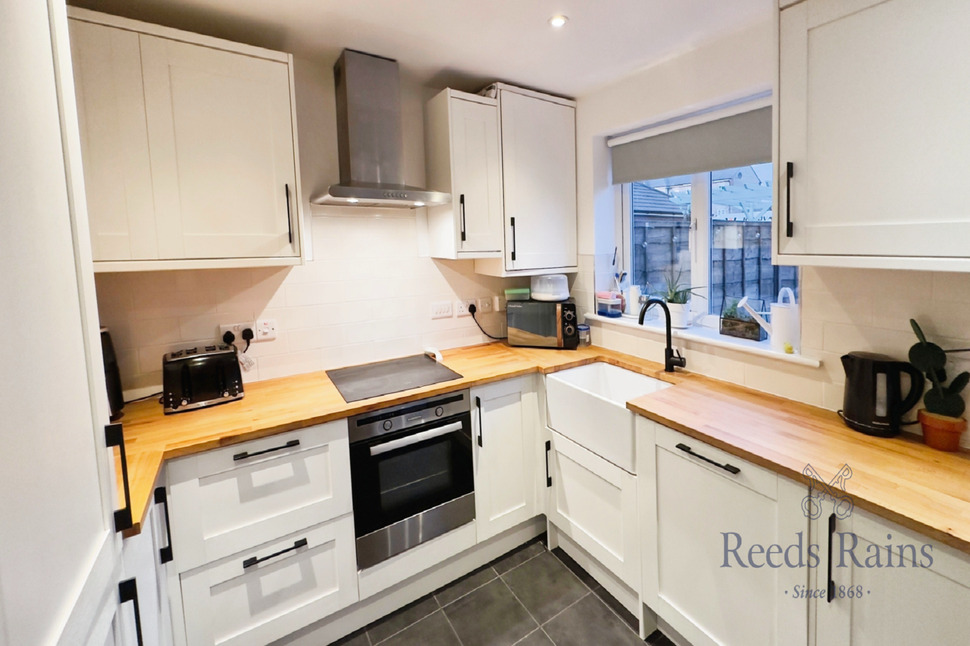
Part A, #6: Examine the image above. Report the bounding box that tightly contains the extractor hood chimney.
[312,49,450,209]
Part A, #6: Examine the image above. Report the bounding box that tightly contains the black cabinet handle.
[105,423,133,532]
[118,578,144,646]
[243,538,308,569]
[285,184,294,244]
[785,162,794,238]
[233,438,300,461]
[153,487,173,564]
[545,440,552,487]
[510,217,517,261]
[475,396,483,447]
[459,194,466,242]
[827,513,836,603]
[675,443,741,475]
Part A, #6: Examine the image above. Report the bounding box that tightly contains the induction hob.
[326,354,463,403]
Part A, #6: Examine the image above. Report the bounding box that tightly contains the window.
[626,162,798,321]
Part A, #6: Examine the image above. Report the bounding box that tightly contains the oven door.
[350,412,474,569]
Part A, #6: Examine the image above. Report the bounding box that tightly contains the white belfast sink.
[545,362,671,473]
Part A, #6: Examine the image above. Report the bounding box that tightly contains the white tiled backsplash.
[96,213,522,395]
[583,258,970,447]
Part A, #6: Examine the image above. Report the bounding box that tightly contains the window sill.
[584,313,822,369]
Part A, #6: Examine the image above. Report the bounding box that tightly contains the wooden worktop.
[117,342,970,556]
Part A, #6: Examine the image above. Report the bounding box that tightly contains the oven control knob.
[564,324,575,337]
[435,406,444,417]
[382,420,393,431]
[563,309,576,322]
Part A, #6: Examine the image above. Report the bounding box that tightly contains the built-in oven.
[348,390,474,569]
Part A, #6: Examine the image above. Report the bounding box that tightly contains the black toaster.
[162,344,244,414]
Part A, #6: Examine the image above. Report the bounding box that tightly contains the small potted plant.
[649,268,704,329]
[908,319,969,451]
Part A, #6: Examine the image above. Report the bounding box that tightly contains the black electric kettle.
[839,352,924,437]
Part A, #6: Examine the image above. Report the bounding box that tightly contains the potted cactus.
[908,319,969,451]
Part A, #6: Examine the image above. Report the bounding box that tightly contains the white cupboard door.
[180,515,358,646]
[648,425,808,646]
[472,377,538,542]
[69,19,157,261]
[500,91,577,271]
[140,34,298,260]
[778,0,970,258]
[546,431,639,589]
[451,97,504,254]
[815,506,970,646]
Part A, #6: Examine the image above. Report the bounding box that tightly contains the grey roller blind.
[611,107,772,184]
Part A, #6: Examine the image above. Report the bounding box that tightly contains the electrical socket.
[255,318,278,342]
[219,321,255,342]
[455,299,475,317]
[430,301,453,319]
[476,297,494,314]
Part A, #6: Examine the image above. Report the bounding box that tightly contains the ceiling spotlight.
[549,14,568,28]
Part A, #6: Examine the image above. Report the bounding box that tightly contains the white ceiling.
[68,0,773,97]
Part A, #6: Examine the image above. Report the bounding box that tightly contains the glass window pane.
[631,174,692,296]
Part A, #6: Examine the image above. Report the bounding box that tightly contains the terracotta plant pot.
[918,409,967,452]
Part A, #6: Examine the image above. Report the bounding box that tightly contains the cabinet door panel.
[452,97,503,254]
[140,34,297,260]
[779,0,970,258]
[69,19,156,261]
[500,91,577,271]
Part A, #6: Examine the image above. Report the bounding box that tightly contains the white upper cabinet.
[777,0,970,269]
[68,8,303,271]
[425,89,504,258]
[475,84,578,277]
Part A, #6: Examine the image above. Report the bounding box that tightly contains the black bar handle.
[475,396,483,447]
[118,578,144,646]
[545,440,552,487]
[285,184,294,244]
[459,194,466,242]
[153,487,173,564]
[510,217,517,261]
[233,438,300,462]
[243,538,308,569]
[785,162,794,238]
[105,423,133,532]
[675,443,741,475]
[827,513,836,603]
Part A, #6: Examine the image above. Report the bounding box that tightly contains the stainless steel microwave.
[506,300,579,349]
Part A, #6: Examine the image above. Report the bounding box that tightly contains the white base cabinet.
[545,430,640,589]
[639,419,808,646]
[472,376,540,542]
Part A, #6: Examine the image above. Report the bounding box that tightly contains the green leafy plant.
[909,319,970,418]
[651,268,705,305]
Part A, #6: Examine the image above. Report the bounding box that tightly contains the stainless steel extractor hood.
[312,49,450,209]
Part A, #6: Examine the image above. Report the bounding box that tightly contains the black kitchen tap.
[639,298,686,373]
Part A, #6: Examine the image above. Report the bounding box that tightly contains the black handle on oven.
[105,423,133,532]
[459,194,466,242]
[785,162,794,238]
[827,513,836,603]
[243,538,308,570]
[475,396,483,447]
[153,487,174,564]
[510,217,517,261]
[118,578,144,646]
[545,440,552,487]
[675,443,740,475]
[233,438,300,462]
[285,183,294,244]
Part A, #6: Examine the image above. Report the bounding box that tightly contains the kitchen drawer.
[167,420,352,572]
[655,425,777,500]
[180,513,358,646]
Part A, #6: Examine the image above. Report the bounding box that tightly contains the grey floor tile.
[550,547,597,591]
[501,552,589,625]
[512,628,554,645]
[491,540,546,575]
[542,595,645,646]
[330,628,370,646]
[592,585,639,632]
[435,564,498,607]
[443,578,538,646]
[380,611,461,646]
[367,595,440,644]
